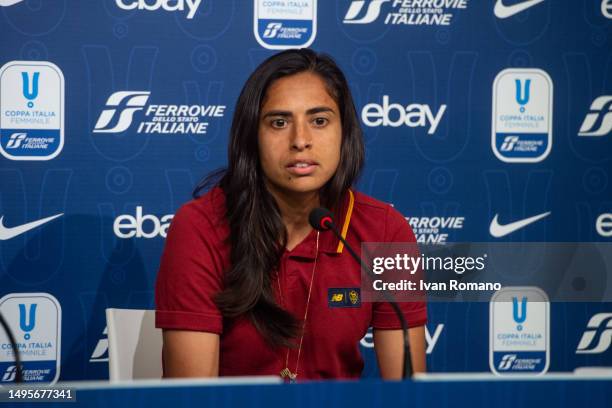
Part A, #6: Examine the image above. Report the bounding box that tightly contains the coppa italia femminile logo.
[254,0,317,49]
[489,287,549,376]
[0,61,64,161]
[407,216,465,244]
[343,0,469,26]
[0,293,62,384]
[492,68,553,163]
[93,91,225,134]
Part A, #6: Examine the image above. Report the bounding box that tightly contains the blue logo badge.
[0,61,65,161]
[492,68,553,163]
[490,287,549,376]
[254,0,317,50]
[0,293,62,384]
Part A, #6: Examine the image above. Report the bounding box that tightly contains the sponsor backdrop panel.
[0,0,611,381]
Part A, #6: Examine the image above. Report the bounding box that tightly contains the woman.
[155,49,426,380]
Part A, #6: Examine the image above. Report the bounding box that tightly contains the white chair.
[105,308,163,382]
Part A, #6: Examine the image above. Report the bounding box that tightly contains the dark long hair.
[194,49,364,347]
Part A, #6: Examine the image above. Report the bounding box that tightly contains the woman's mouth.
[286,161,318,176]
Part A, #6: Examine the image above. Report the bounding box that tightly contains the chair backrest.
[105,308,163,381]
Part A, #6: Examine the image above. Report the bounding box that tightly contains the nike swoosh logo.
[0,0,25,7]
[494,0,545,19]
[489,212,550,238]
[0,213,63,240]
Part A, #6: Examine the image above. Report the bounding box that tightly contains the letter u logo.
[515,79,531,111]
[21,71,40,107]
[19,303,37,340]
[512,297,527,329]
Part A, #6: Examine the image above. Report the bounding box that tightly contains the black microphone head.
[309,207,334,231]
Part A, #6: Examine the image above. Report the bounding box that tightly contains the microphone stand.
[320,218,413,379]
[0,311,23,382]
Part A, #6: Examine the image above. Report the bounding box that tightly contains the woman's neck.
[267,185,320,250]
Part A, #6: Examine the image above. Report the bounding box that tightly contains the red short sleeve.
[155,200,225,334]
[371,205,427,329]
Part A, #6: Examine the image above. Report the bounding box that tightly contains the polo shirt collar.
[285,190,355,260]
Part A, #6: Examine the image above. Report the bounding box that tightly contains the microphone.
[308,207,334,231]
[309,207,413,379]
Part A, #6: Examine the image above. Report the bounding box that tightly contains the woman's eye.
[313,117,328,127]
[271,119,287,128]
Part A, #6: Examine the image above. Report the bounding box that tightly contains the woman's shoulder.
[350,190,412,241]
[351,190,405,222]
[173,186,227,231]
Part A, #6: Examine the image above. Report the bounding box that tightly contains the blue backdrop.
[0,0,611,382]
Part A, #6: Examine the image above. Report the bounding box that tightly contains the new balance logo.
[6,133,27,149]
[576,313,612,354]
[263,22,282,38]
[578,96,612,137]
[343,0,390,24]
[93,91,150,133]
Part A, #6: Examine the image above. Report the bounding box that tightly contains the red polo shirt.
[155,187,426,379]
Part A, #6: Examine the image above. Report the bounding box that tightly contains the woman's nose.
[291,120,312,150]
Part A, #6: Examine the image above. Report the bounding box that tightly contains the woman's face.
[258,71,342,199]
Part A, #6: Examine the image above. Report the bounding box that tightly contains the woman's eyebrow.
[261,110,292,119]
[261,106,336,119]
[306,106,336,115]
